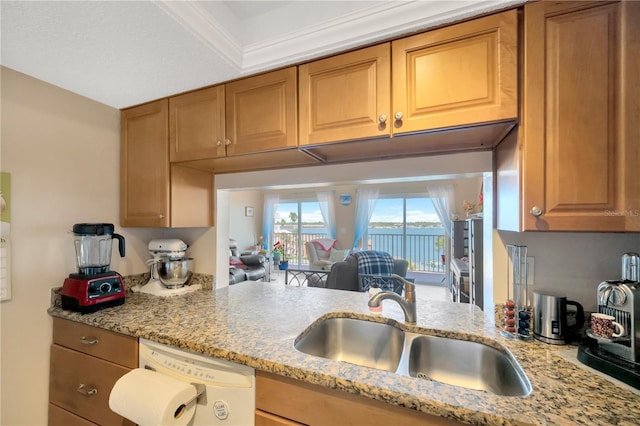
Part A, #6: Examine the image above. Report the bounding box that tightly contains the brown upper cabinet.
[298,9,517,146]
[298,44,391,145]
[392,9,517,133]
[121,99,213,228]
[496,0,640,232]
[169,85,225,162]
[169,67,298,162]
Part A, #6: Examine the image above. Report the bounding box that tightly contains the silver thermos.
[622,252,640,282]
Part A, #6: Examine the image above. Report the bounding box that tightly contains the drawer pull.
[77,384,98,396]
[80,336,99,345]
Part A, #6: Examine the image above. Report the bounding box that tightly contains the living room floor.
[267,268,449,302]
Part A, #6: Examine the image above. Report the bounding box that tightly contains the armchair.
[325,251,409,293]
[304,239,350,270]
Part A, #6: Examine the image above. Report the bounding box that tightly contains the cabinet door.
[170,164,214,227]
[120,99,170,227]
[169,85,226,162]
[299,44,391,145]
[226,67,298,155]
[522,1,637,231]
[392,10,517,133]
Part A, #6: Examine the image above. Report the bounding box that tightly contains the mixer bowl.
[157,258,194,288]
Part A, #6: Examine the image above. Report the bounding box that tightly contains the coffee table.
[285,267,329,287]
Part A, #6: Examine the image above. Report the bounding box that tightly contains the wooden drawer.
[52,318,138,368]
[49,403,97,426]
[256,409,304,426]
[49,345,135,426]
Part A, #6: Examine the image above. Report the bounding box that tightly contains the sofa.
[229,239,269,284]
[324,251,409,293]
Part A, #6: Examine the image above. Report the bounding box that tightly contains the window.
[274,200,328,265]
[366,196,445,273]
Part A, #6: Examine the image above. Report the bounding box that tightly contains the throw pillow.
[229,256,244,266]
[329,248,350,262]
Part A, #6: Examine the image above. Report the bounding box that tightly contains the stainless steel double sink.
[294,317,531,396]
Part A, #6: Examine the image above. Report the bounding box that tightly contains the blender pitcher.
[72,223,125,275]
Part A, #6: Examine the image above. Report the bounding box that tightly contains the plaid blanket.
[354,251,394,275]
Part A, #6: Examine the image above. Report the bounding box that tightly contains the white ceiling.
[1,0,524,109]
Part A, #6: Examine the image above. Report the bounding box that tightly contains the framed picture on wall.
[245,206,254,217]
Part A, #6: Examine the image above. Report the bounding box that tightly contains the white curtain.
[316,191,337,239]
[262,194,279,250]
[427,184,454,236]
[352,188,379,249]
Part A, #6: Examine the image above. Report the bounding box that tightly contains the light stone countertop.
[48,282,640,426]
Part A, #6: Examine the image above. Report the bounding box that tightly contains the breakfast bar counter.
[48,282,640,425]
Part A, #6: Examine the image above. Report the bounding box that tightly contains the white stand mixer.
[132,239,201,297]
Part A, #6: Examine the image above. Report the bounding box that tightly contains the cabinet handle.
[530,206,544,217]
[378,114,387,124]
[77,384,97,396]
[394,111,403,121]
[224,139,233,146]
[80,336,99,346]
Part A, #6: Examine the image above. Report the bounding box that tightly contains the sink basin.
[294,317,404,372]
[294,317,531,396]
[407,335,531,396]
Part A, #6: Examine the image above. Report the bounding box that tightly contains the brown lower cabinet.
[255,370,462,426]
[49,318,137,426]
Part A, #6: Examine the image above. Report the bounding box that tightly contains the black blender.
[60,223,126,313]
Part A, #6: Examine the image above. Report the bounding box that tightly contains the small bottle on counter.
[368,285,382,314]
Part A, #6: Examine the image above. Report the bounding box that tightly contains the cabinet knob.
[158,214,165,219]
[80,336,99,346]
[394,111,403,121]
[224,139,233,146]
[530,206,544,217]
[77,384,97,396]
[216,140,223,146]
[378,114,387,124]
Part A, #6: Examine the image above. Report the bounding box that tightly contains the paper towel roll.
[109,368,198,426]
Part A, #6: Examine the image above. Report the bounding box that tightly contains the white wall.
[0,67,214,425]
[228,190,263,251]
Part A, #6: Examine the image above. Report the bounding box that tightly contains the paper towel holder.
[174,383,205,419]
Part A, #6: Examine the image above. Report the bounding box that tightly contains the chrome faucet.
[367,274,417,324]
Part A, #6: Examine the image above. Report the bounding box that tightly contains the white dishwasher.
[139,338,255,426]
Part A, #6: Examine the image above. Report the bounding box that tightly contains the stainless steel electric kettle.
[533,291,585,345]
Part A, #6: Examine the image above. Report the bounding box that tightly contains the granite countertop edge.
[48,281,640,426]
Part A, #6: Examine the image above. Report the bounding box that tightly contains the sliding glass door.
[366,196,445,273]
[273,200,328,265]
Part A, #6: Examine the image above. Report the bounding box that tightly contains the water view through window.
[273,197,445,273]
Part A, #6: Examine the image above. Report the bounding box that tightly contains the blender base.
[61,294,125,314]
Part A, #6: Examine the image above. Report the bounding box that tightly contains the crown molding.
[240,0,525,74]
[156,0,525,77]
[154,0,243,72]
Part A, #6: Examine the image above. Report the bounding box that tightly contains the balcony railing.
[274,230,445,273]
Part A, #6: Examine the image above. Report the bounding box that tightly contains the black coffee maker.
[60,223,126,313]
